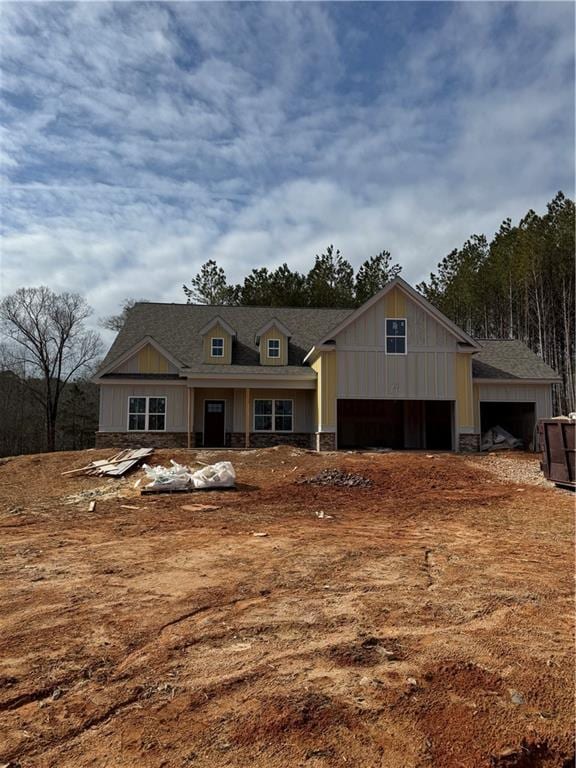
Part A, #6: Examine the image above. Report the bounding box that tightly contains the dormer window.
[267,339,280,358]
[211,337,224,357]
[385,319,407,354]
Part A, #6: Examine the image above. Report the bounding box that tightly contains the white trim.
[98,379,186,387]
[98,378,316,391]
[473,378,560,385]
[253,398,294,433]
[384,317,407,356]
[210,337,225,357]
[202,398,226,446]
[127,395,167,432]
[182,372,316,381]
[254,318,292,342]
[94,336,184,380]
[303,344,336,364]
[198,315,236,337]
[267,338,281,358]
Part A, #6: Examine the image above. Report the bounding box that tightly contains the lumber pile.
[62,448,154,478]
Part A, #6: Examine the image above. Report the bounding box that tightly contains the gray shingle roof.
[100,303,353,373]
[99,303,558,383]
[472,339,560,381]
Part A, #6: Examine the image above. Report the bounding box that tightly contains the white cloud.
[0,1,573,342]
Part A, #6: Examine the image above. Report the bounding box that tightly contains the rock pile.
[298,468,373,488]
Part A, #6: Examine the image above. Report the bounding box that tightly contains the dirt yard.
[0,447,573,768]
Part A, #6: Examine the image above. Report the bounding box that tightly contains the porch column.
[244,387,250,448]
[187,386,195,449]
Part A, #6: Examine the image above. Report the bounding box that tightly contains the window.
[385,318,407,354]
[254,399,293,432]
[211,337,224,357]
[274,399,293,431]
[128,397,146,431]
[128,396,166,431]
[267,338,280,358]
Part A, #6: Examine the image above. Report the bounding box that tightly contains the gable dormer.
[199,316,236,365]
[255,319,291,366]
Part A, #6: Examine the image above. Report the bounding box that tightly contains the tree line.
[182,246,402,308]
[417,192,574,413]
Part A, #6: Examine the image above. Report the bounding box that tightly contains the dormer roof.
[198,315,237,337]
[254,318,292,344]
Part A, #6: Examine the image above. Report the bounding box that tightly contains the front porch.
[95,380,324,450]
[188,386,316,449]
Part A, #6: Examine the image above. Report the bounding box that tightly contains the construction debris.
[181,503,221,513]
[141,460,236,494]
[62,449,154,478]
[481,425,523,452]
[299,468,373,488]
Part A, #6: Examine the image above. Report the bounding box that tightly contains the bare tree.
[0,287,103,452]
[99,297,149,333]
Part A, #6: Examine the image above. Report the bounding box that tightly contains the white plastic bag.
[142,460,235,491]
[190,461,236,489]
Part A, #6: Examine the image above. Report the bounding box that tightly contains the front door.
[204,400,226,447]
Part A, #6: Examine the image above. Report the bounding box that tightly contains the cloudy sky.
[1,1,574,338]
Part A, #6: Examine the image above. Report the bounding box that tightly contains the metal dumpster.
[539,419,576,489]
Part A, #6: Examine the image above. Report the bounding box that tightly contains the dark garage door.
[480,402,536,449]
[337,399,453,450]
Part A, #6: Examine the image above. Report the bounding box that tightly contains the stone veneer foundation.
[95,431,191,449]
[315,432,337,451]
[458,433,481,452]
[95,431,315,450]
[228,432,313,449]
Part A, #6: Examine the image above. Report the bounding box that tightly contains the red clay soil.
[0,447,573,768]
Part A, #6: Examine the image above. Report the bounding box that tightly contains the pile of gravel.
[298,468,373,488]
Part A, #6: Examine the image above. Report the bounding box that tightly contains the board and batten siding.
[473,383,554,431]
[99,384,188,432]
[114,344,178,375]
[259,327,288,366]
[312,352,337,431]
[202,322,233,365]
[336,287,460,401]
[455,354,475,431]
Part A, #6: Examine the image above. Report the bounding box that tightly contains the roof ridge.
[132,302,354,311]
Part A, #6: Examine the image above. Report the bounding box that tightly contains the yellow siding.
[203,323,232,364]
[137,344,169,373]
[383,286,406,318]
[455,353,474,428]
[312,351,337,430]
[260,327,288,366]
[473,383,481,431]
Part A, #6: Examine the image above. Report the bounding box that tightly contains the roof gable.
[254,318,292,343]
[316,277,480,349]
[199,315,236,337]
[95,336,185,379]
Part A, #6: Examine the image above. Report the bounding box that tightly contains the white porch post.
[187,386,195,449]
[244,388,250,448]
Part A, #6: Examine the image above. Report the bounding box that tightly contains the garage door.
[337,399,453,450]
[480,402,536,449]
